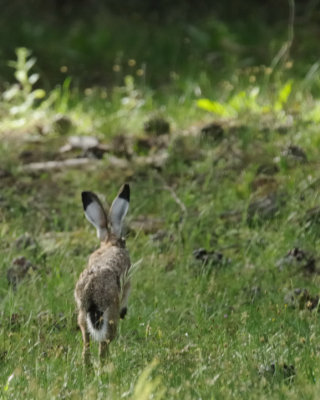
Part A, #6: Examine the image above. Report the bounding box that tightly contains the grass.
[2,7,320,399]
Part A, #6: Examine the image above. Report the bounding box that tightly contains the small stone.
[258,363,275,376]
[193,248,224,265]
[259,362,295,380]
[276,247,316,274]
[193,248,209,261]
[298,289,319,310]
[284,288,319,310]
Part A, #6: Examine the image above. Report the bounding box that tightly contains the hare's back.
[88,245,130,275]
[75,266,118,309]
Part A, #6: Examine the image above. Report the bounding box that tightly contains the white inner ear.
[85,202,108,240]
[109,197,129,238]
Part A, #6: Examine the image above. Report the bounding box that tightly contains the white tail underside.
[86,310,108,342]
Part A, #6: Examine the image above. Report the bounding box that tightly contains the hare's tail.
[86,301,108,342]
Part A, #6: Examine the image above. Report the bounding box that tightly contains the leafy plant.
[197,79,293,117]
[3,47,46,115]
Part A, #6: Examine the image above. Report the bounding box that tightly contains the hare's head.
[81,184,130,242]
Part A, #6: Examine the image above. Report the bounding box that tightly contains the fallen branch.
[22,151,168,173]
[22,158,96,172]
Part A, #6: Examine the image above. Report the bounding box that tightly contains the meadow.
[1,3,320,399]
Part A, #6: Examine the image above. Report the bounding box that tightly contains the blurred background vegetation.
[1,0,320,91]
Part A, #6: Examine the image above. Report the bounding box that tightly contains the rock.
[276,248,316,274]
[193,248,224,265]
[144,116,170,135]
[258,363,275,377]
[284,288,319,310]
[7,256,38,290]
[259,363,295,380]
[200,122,224,142]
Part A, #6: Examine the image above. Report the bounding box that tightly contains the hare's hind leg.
[78,309,90,364]
[99,306,119,362]
[99,340,109,360]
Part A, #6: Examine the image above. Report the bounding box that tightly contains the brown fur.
[74,235,131,363]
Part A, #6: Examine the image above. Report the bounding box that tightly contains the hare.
[74,184,131,363]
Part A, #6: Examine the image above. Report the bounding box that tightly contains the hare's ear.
[109,184,130,238]
[81,191,108,240]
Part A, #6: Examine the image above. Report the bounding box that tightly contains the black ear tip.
[81,191,93,210]
[119,183,130,201]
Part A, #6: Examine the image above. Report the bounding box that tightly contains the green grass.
[2,9,320,399]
